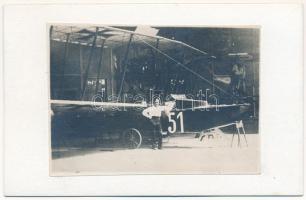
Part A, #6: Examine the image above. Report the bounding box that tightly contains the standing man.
[232,62,246,96]
[142,98,163,150]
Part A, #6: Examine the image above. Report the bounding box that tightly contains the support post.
[231,120,247,147]
[49,25,54,98]
[241,121,248,146]
[81,27,99,100]
[253,63,256,117]
[231,130,235,147]
[212,63,215,94]
[49,25,53,40]
[59,33,70,98]
[110,49,114,96]
[79,43,83,92]
[252,29,257,118]
[153,38,159,70]
[237,124,241,147]
[153,39,160,88]
[118,34,133,99]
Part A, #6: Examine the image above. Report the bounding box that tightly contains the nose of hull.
[235,104,252,119]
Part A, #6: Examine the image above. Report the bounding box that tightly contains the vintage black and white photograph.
[49,24,260,175]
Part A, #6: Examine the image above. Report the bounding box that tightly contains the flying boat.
[50,25,251,149]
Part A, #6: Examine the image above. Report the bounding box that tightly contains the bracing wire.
[136,36,233,97]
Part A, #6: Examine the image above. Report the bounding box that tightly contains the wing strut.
[153,38,160,89]
[59,33,70,98]
[81,27,98,100]
[118,34,133,99]
[95,39,106,95]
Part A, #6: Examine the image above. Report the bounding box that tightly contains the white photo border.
[3,3,303,196]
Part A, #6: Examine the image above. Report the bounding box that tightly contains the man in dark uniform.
[232,62,246,97]
[142,99,163,150]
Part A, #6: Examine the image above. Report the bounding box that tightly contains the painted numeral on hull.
[168,112,184,133]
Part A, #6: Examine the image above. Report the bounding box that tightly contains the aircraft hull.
[51,103,250,147]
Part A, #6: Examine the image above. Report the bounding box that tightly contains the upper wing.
[50,25,212,57]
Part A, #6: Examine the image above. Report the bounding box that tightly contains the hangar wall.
[50,40,117,101]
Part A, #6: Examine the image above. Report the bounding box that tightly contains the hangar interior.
[50,25,259,148]
[50,26,259,114]
[50,25,260,174]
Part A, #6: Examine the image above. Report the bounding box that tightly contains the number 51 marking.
[168,112,184,133]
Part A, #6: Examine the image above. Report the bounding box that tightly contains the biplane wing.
[50,25,239,115]
[168,94,250,111]
[50,25,213,57]
[50,99,148,113]
[50,24,222,103]
[174,103,250,112]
